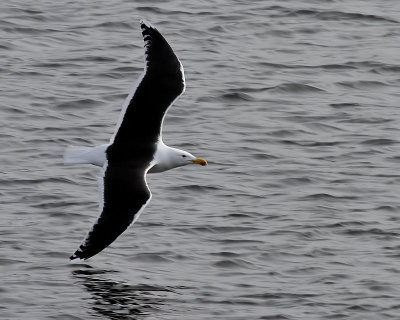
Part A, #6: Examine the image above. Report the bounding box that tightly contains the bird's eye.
[182,155,187,158]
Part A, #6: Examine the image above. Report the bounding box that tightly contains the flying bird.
[64,20,207,261]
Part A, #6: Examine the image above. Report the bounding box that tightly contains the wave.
[283,9,398,24]
[360,138,398,146]
[336,80,388,89]
[302,193,359,200]
[267,83,325,93]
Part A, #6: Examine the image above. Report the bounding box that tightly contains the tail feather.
[64,146,93,165]
[63,145,107,167]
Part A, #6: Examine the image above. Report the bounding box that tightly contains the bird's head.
[168,147,207,167]
[178,150,208,167]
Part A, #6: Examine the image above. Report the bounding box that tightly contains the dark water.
[2,0,400,319]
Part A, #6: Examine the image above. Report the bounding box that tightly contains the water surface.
[1,0,400,319]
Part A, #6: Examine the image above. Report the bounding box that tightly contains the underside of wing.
[111,21,186,146]
[70,164,151,261]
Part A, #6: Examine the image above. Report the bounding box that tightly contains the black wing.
[70,164,151,261]
[111,21,185,147]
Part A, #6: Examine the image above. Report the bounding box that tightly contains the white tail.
[63,145,108,167]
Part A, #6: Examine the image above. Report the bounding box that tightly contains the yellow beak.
[192,158,208,166]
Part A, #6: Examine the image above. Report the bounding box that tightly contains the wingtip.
[69,255,86,264]
[69,249,87,263]
[140,19,154,29]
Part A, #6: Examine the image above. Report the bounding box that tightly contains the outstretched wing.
[70,164,151,261]
[111,20,186,146]
[70,21,183,261]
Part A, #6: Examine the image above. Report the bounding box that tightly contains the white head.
[150,145,207,173]
[170,148,207,168]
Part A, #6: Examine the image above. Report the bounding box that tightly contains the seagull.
[64,20,207,261]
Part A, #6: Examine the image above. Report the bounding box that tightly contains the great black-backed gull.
[64,20,207,261]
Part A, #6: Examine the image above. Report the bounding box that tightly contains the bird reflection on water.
[72,268,172,319]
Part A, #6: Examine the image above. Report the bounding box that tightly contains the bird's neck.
[148,141,178,173]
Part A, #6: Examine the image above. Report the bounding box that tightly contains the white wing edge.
[109,70,146,144]
[109,20,154,144]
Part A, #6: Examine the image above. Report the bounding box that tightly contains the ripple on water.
[267,83,326,94]
[2,1,400,319]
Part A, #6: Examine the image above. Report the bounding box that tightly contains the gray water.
[1,0,400,319]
